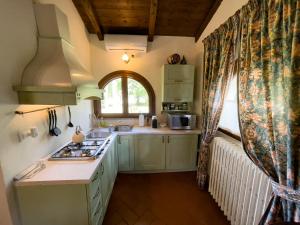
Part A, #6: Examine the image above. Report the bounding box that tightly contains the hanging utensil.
[52,109,61,136]
[67,106,74,127]
[50,110,56,136]
[48,110,54,136]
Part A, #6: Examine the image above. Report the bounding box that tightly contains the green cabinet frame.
[116,135,134,171]
[16,133,198,225]
[123,134,198,172]
[16,138,117,225]
[165,135,198,170]
[134,134,166,170]
[161,64,195,103]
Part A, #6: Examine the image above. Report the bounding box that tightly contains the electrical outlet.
[18,127,39,142]
[18,130,28,142]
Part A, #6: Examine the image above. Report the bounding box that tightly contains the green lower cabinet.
[101,142,116,208]
[117,135,134,171]
[16,139,117,225]
[17,184,90,225]
[165,135,198,170]
[17,168,103,225]
[112,140,118,177]
[16,134,199,225]
[100,155,111,210]
[134,135,166,170]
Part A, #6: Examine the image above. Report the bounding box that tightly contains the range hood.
[13,4,102,105]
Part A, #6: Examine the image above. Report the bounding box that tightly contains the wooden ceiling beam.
[72,0,104,40]
[148,0,158,42]
[194,0,223,43]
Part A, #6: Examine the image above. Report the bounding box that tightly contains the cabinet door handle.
[92,172,99,182]
[174,98,182,101]
[174,80,184,83]
[167,136,170,143]
[162,136,164,143]
[101,163,104,175]
[93,187,100,200]
[118,136,121,144]
[94,203,101,217]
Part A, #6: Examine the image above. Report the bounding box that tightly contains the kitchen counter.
[15,134,118,187]
[15,127,201,187]
[101,126,202,135]
[15,160,101,186]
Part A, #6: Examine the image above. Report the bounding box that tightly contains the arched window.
[94,71,155,117]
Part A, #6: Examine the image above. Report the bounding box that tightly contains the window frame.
[217,62,241,141]
[94,70,155,118]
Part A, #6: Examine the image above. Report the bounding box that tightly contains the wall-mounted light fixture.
[121,52,130,63]
[121,52,135,64]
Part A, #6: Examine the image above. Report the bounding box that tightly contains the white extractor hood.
[14,3,101,105]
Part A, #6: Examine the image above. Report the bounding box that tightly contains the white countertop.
[108,126,201,135]
[15,160,101,187]
[15,127,201,187]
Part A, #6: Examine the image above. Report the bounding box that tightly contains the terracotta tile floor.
[103,172,230,225]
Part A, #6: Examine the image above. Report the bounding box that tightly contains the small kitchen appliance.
[167,114,196,130]
[151,116,158,128]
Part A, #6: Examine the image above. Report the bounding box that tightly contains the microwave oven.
[167,114,196,130]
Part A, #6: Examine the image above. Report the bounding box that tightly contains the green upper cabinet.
[163,64,195,83]
[164,83,194,102]
[134,135,166,170]
[162,64,195,102]
[117,135,135,171]
[166,135,198,170]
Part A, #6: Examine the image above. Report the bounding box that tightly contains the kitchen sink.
[114,125,133,132]
[86,131,111,139]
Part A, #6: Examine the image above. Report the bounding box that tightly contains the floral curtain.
[197,16,239,188]
[237,0,300,223]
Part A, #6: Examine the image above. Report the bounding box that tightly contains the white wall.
[0,1,92,225]
[90,35,199,116]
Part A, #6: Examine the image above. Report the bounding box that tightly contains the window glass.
[219,76,241,135]
[127,78,149,113]
[101,78,123,113]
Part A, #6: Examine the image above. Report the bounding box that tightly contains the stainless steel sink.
[86,131,111,139]
[115,125,133,132]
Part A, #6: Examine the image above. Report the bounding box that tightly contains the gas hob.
[49,138,110,160]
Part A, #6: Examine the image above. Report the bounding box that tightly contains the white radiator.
[209,137,272,225]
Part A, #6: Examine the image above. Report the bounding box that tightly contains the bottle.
[139,114,145,127]
[151,116,158,128]
[99,117,106,127]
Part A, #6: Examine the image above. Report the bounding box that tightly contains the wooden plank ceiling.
[72,0,222,42]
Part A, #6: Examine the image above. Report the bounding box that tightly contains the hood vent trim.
[13,86,78,105]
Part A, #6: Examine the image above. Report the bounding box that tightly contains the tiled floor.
[103,172,230,225]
